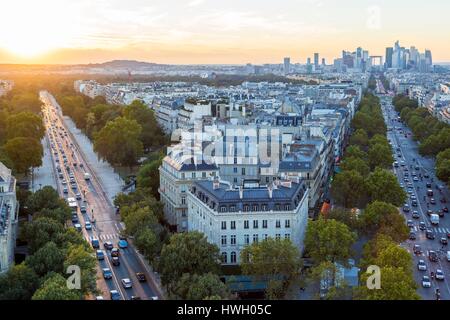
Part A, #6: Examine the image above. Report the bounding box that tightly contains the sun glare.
[0,1,79,59]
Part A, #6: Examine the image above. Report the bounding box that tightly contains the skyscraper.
[314,53,319,69]
[425,50,433,66]
[283,57,291,75]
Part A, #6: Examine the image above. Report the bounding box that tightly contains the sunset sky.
[0,0,449,65]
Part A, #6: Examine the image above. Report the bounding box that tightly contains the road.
[377,80,450,300]
[39,91,162,301]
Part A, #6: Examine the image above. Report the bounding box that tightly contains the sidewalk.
[32,136,58,192]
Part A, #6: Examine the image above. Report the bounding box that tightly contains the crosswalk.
[99,233,119,241]
[411,226,450,234]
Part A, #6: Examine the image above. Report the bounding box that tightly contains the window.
[263,234,268,240]
[253,220,258,229]
[221,235,227,246]
[284,204,291,211]
[261,204,268,211]
[181,173,185,179]
[202,172,206,178]
[262,220,268,229]
[285,220,291,228]
[233,167,238,173]
[244,220,249,229]
[253,234,259,243]
[181,197,186,205]
[285,233,291,240]
[242,168,246,175]
[192,172,196,179]
[231,235,236,245]
[229,206,236,212]
[221,221,227,230]
[221,252,228,264]
[231,221,236,230]
[231,252,237,264]
[220,206,227,213]
[244,234,250,245]
[275,204,281,211]
[276,234,281,240]
[252,204,258,212]
[276,220,281,228]
[233,178,238,184]
[243,204,250,212]
[181,209,187,217]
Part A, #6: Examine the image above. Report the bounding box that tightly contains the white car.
[417,260,427,271]
[436,269,445,281]
[121,278,132,289]
[85,221,92,230]
[422,276,431,288]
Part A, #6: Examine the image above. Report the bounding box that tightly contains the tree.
[359,201,409,243]
[326,208,360,231]
[25,242,65,276]
[331,170,367,208]
[366,168,406,206]
[137,155,164,198]
[64,245,97,295]
[3,137,43,173]
[6,112,45,140]
[369,134,389,148]
[26,186,68,214]
[32,273,82,300]
[9,92,42,114]
[158,232,221,292]
[340,157,370,177]
[172,273,230,300]
[304,218,357,266]
[349,129,369,148]
[93,116,143,167]
[368,143,394,170]
[34,207,71,226]
[21,217,65,253]
[135,228,161,263]
[344,145,367,160]
[0,263,40,300]
[356,267,419,300]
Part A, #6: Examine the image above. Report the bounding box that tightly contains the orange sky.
[0,0,449,65]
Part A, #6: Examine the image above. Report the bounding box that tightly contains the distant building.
[0,162,19,274]
[314,53,320,69]
[187,178,309,265]
[283,57,291,75]
[385,47,393,69]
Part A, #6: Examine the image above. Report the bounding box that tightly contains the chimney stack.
[213,177,220,190]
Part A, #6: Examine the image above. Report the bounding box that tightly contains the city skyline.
[0,0,450,65]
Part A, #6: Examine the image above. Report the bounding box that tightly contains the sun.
[0,1,79,59]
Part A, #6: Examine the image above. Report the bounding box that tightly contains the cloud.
[188,0,205,7]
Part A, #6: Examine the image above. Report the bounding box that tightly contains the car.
[441,238,448,245]
[436,269,445,281]
[110,290,121,301]
[130,296,141,300]
[409,232,416,240]
[429,250,438,262]
[61,179,67,185]
[95,296,104,300]
[410,195,416,200]
[96,250,105,260]
[424,173,430,178]
[71,215,79,223]
[111,248,120,257]
[438,210,445,217]
[407,220,414,228]
[426,182,432,188]
[74,223,82,232]
[85,221,92,230]
[63,187,68,194]
[413,244,422,255]
[422,276,431,288]
[443,207,449,213]
[426,229,435,240]
[150,296,159,300]
[91,237,100,248]
[104,241,113,250]
[417,260,427,271]
[412,211,420,219]
[419,222,427,230]
[102,268,112,279]
[411,200,418,207]
[426,210,433,216]
[403,205,410,213]
[118,239,128,249]
[80,206,87,213]
[121,278,132,289]
[136,272,146,282]
[430,198,436,205]
[112,256,120,266]
[75,193,82,200]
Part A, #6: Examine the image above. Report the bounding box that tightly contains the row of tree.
[0,87,45,174]
[57,90,167,168]
[394,94,450,186]
[311,93,417,299]
[332,93,406,209]
[0,187,97,300]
